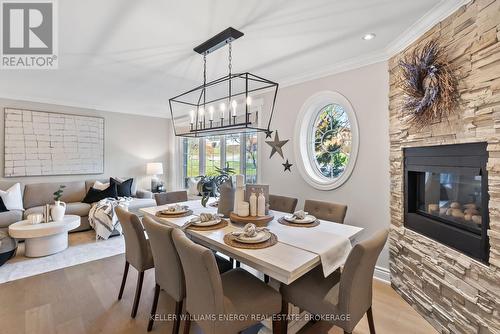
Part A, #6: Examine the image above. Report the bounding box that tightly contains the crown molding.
[280,49,389,88]
[384,0,472,56]
[0,93,169,119]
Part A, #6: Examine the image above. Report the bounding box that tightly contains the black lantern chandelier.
[169,27,278,137]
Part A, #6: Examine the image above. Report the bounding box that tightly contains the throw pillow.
[0,183,24,211]
[0,197,8,213]
[93,180,110,191]
[110,178,133,197]
[83,184,118,204]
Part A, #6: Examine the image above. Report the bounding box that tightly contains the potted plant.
[51,185,66,222]
[197,163,235,207]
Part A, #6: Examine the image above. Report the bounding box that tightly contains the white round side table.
[8,215,81,257]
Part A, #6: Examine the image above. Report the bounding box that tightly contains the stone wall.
[388,1,500,333]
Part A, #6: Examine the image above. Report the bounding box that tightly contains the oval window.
[294,92,359,190]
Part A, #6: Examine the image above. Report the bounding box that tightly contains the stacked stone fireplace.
[389,1,500,333]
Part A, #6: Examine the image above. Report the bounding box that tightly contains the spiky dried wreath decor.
[398,40,457,128]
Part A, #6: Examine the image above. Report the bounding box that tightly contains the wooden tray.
[229,212,274,227]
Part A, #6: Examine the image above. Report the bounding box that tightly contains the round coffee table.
[8,215,81,257]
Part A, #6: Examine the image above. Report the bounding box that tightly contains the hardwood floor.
[0,254,437,334]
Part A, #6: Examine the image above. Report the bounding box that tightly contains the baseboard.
[374,266,391,284]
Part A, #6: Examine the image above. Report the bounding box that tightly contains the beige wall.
[260,61,391,272]
[0,98,171,190]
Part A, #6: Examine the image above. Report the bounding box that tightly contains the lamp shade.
[146,162,163,175]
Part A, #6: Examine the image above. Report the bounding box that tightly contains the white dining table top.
[140,199,363,284]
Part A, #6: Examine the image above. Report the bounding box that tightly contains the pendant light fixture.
[169,27,279,137]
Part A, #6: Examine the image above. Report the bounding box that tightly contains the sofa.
[0,178,156,233]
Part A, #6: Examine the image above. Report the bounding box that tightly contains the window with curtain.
[182,133,258,185]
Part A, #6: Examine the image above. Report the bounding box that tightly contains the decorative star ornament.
[282,159,293,172]
[265,129,273,139]
[265,131,289,159]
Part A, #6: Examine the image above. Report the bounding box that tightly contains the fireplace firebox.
[404,143,489,263]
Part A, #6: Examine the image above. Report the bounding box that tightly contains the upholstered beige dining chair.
[172,229,283,334]
[280,229,388,334]
[142,216,233,333]
[269,194,298,214]
[304,199,348,224]
[115,207,154,318]
[155,190,188,206]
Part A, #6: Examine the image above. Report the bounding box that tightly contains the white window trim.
[294,91,359,190]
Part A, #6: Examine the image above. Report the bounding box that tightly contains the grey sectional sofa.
[0,179,155,233]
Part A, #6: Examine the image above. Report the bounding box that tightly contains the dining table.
[140,199,363,285]
[140,198,364,334]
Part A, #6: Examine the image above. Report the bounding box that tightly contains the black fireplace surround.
[404,143,489,263]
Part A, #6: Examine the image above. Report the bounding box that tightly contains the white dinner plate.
[192,219,220,227]
[160,207,189,215]
[284,214,317,224]
[236,230,271,244]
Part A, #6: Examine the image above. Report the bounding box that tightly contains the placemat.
[188,219,228,231]
[278,216,320,228]
[223,232,278,249]
[155,209,193,218]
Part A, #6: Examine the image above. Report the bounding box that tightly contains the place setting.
[181,213,229,231]
[155,204,193,218]
[224,223,278,249]
[278,210,320,228]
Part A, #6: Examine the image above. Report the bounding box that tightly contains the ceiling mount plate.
[193,27,244,55]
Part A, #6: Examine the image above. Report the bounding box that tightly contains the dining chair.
[172,228,283,334]
[269,194,298,214]
[279,229,389,334]
[115,207,154,318]
[142,216,233,333]
[304,199,348,224]
[155,190,188,206]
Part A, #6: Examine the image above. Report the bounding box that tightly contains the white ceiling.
[0,0,467,118]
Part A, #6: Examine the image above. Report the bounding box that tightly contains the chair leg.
[343,332,351,334]
[147,284,160,331]
[235,260,241,267]
[118,261,129,300]
[172,300,183,334]
[264,274,270,283]
[280,299,288,334]
[131,271,145,318]
[183,312,191,334]
[367,307,376,334]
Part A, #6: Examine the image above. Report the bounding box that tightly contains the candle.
[219,102,226,118]
[209,105,214,121]
[238,201,250,217]
[199,107,205,119]
[235,174,244,187]
[231,100,237,117]
[189,110,194,124]
[246,96,252,105]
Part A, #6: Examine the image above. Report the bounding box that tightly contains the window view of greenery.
[245,133,258,184]
[312,103,351,179]
[183,133,258,184]
[205,136,221,175]
[184,138,200,177]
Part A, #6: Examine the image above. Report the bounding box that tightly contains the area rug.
[0,230,125,284]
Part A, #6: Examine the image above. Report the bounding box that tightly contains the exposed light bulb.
[189,110,194,124]
[199,107,204,116]
[246,96,252,106]
[231,100,237,116]
[362,33,376,41]
[219,102,226,111]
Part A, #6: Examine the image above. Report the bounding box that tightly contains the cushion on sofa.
[110,178,133,197]
[23,181,86,209]
[82,184,118,204]
[86,178,138,197]
[24,202,91,218]
[0,210,23,229]
[126,198,156,215]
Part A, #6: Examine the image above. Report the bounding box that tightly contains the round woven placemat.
[223,232,278,249]
[188,219,229,231]
[155,209,193,218]
[277,216,320,228]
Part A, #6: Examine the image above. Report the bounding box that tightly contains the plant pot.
[51,201,66,222]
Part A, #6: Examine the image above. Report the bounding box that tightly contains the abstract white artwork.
[4,108,104,177]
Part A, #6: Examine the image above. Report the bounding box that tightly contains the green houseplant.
[197,163,235,207]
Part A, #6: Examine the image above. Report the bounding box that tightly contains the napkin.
[292,210,308,220]
[231,223,267,237]
[167,204,187,212]
[190,212,221,223]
